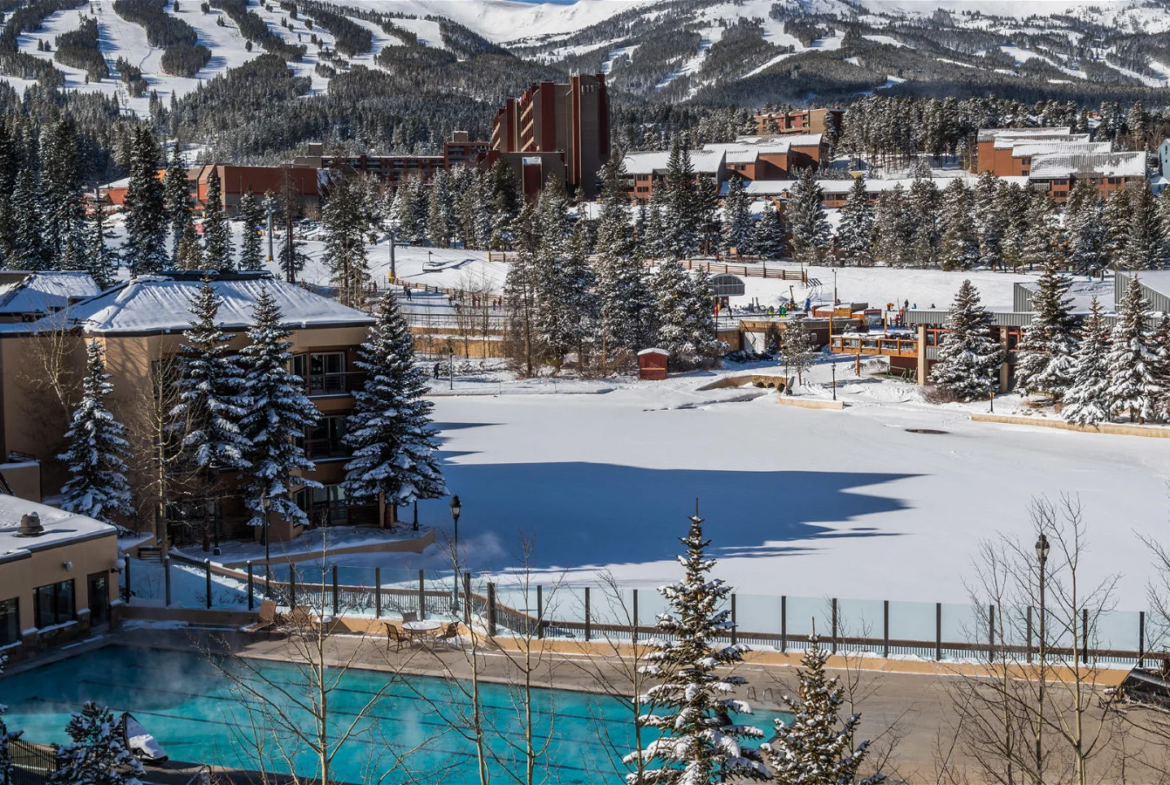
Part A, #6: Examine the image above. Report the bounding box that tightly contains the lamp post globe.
[450,495,462,612]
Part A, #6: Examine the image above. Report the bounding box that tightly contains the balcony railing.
[305,371,364,396]
[304,439,350,460]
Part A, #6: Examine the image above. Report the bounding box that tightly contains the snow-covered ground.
[367,369,1170,613]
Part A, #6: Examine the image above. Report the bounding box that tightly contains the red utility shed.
[638,348,669,381]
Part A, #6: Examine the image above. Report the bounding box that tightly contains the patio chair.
[241,600,277,638]
[401,611,418,624]
[436,622,461,649]
[385,623,406,653]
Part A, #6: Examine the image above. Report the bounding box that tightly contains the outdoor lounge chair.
[436,623,461,648]
[401,611,418,624]
[385,623,406,653]
[241,600,277,637]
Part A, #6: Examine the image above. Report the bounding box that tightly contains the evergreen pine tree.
[788,168,830,267]
[973,171,1005,270]
[1106,276,1158,423]
[721,175,753,258]
[762,635,883,785]
[938,179,978,271]
[781,317,817,385]
[1062,298,1112,426]
[872,185,913,268]
[1103,189,1132,270]
[626,506,769,785]
[278,216,309,283]
[123,127,167,277]
[1123,182,1162,271]
[58,340,133,527]
[1150,314,1170,422]
[1065,182,1106,276]
[322,175,371,308]
[175,222,204,270]
[426,169,453,248]
[237,190,265,271]
[50,703,144,785]
[0,123,19,259]
[929,280,1002,401]
[662,139,699,259]
[173,279,250,473]
[1014,259,1078,398]
[1021,191,1061,271]
[11,168,48,270]
[1000,183,1030,270]
[343,292,446,516]
[163,141,190,264]
[240,287,321,529]
[1157,189,1170,265]
[834,176,873,267]
[41,120,84,269]
[82,197,119,289]
[202,167,233,270]
[906,178,941,268]
[595,158,653,366]
[684,269,723,368]
[753,200,787,261]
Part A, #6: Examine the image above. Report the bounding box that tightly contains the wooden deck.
[829,334,918,358]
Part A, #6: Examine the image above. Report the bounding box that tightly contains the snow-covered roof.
[1018,279,1114,312]
[977,126,1073,143]
[623,149,725,175]
[995,133,1090,150]
[729,176,1030,198]
[0,495,117,563]
[46,272,374,336]
[0,271,101,315]
[1132,271,1170,301]
[1027,151,1147,179]
[1009,141,1108,157]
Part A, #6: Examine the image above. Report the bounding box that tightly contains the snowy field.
[340,369,1170,610]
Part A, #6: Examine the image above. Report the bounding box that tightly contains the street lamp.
[1035,532,1050,775]
[450,495,462,613]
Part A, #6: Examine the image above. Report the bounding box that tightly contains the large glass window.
[294,352,348,395]
[296,484,349,525]
[33,580,74,629]
[303,415,349,459]
[0,598,18,646]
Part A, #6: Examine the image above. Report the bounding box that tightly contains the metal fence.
[120,557,1165,667]
[11,740,56,785]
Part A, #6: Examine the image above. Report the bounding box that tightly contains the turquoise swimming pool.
[3,647,788,784]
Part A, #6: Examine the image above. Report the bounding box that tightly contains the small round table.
[402,619,443,647]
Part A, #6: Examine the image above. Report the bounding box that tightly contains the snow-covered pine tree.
[762,635,883,785]
[999,183,1030,271]
[1106,275,1158,423]
[834,176,873,267]
[1123,182,1163,271]
[872,185,913,268]
[781,317,817,385]
[1103,189,1132,271]
[1020,190,1061,271]
[202,167,233,270]
[626,505,769,785]
[240,287,320,529]
[82,197,119,289]
[343,292,446,521]
[662,139,699,259]
[322,175,372,308]
[237,189,265,272]
[278,215,309,283]
[1158,188,1170,265]
[973,171,1005,270]
[644,189,667,259]
[684,269,723,368]
[788,168,830,267]
[595,158,654,365]
[1013,259,1077,398]
[721,175,753,259]
[175,221,204,270]
[1150,314,1170,422]
[1064,181,1106,277]
[163,141,190,263]
[50,702,144,785]
[1061,298,1112,426]
[173,279,250,473]
[906,177,941,268]
[122,127,167,277]
[57,340,133,527]
[11,168,48,270]
[938,179,978,271]
[41,119,85,270]
[753,200,787,261]
[426,168,453,248]
[929,280,1002,401]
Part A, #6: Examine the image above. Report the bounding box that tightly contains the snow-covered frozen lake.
[371,380,1170,608]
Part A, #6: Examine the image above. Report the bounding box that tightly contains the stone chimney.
[16,511,44,537]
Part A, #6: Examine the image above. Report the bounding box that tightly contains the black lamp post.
[413,499,419,532]
[450,495,462,612]
[1035,532,1050,775]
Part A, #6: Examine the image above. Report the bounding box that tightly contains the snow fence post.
[487,583,497,637]
[882,600,889,658]
[205,560,212,610]
[332,565,339,616]
[536,585,543,640]
[247,562,254,611]
[1140,611,1146,668]
[418,570,425,621]
[935,603,942,661]
[731,594,737,647]
[781,595,787,653]
[164,557,171,608]
[830,598,837,654]
[584,587,591,642]
[375,568,382,619]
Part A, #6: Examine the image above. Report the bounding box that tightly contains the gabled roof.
[0,271,100,316]
[1009,141,1106,157]
[623,149,725,175]
[44,271,373,336]
[977,126,1073,143]
[1028,151,1147,179]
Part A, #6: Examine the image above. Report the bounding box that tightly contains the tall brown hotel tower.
[490,73,610,199]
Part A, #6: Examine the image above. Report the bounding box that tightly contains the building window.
[296,484,351,526]
[0,598,17,646]
[294,352,349,395]
[33,580,74,629]
[300,415,349,459]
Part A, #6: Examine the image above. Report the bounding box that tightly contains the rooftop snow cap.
[16,511,43,537]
